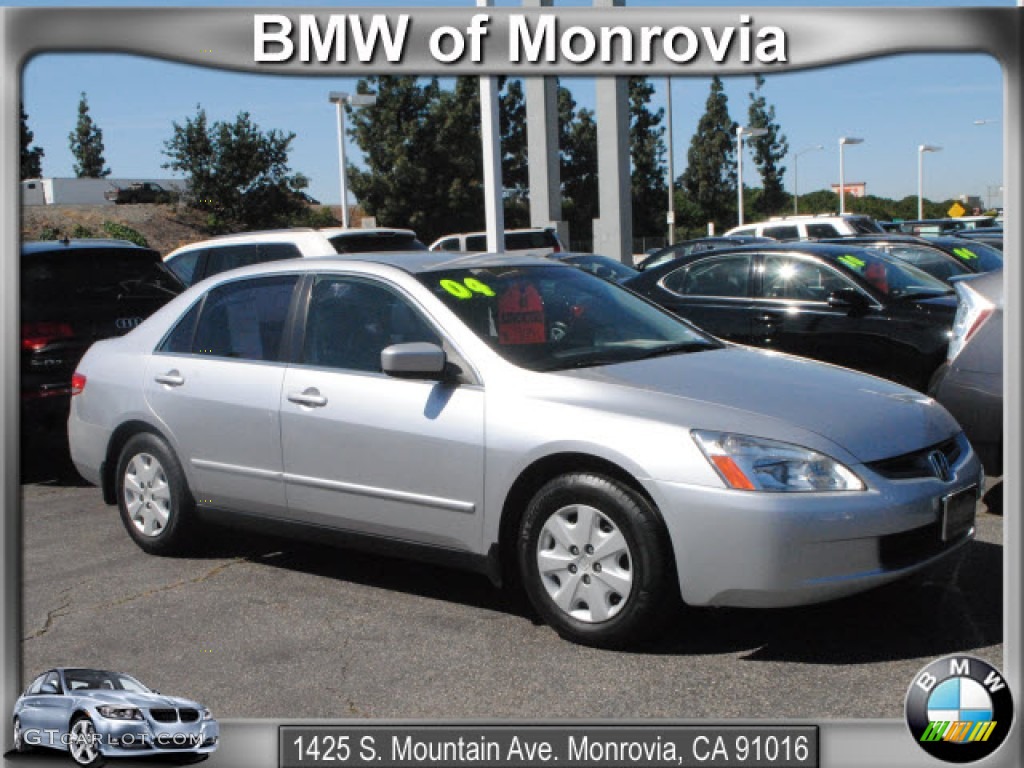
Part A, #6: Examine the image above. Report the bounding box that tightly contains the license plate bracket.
[942,486,977,541]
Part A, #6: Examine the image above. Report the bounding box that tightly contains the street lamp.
[666,76,675,245]
[792,144,824,214]
[917,144,943,220]
[838,136,864,214]
[328,90,377,228]
[736,125,769,226]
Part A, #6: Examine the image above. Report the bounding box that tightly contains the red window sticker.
[498,282,546,345]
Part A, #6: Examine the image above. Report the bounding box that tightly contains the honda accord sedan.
[624,242,957,391]
[12,668,218,766]
[68,253,982,648]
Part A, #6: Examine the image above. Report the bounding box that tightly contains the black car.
[815,234,975,283]
[949,227,1003,251]
[925,235,1005,269]
[624,242,956,391]
[21,239,184,451]
[552,252,638,283]
[637,236,773,271]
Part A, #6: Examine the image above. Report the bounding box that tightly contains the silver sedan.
[68,253,982,648]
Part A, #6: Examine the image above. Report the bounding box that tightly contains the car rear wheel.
[68,716,105,767]
[517,473,676,648]
[116,433,197,555]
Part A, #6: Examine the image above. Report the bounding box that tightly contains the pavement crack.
[103,558,248,610]
[24,593,74,641]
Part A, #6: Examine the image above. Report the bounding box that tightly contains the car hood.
[77,690,203,710]
[551,346,959,464]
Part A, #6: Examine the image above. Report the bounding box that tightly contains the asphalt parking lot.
[18,446,1004,723]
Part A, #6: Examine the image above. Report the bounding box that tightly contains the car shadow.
[189,523,1001,664]
[19,435,89,487]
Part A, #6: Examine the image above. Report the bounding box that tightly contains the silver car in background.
[12,668,218,766]
[69,253,982,648]
[929,270,1003,475]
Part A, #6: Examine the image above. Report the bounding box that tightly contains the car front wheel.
[115,433,197,555]
[68,716,105,767]
[517,473,676,648]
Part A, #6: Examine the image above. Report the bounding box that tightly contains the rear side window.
[762,225,800,240]
[329,233,427,253]
[662,255,752,297]
[806,223,840,238]
[191,276,299,362]
[204,243,302,279]
[465,235,487,251]
[848,217,884,234]
[159,301,202,354]
[436,238,460,252]
[505,231,558,250]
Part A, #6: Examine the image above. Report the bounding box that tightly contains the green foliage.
[295,206,341,229]
[680,77,738,233]
[102,221,149,247]
[747,75,789,217]
[37,226,60,241]
[71,223,95,239]
[347,76,531,244]
[20,102,44,180]
[629,78,668,239]
[69,92,110,178]
[559,88,598,248]
[162,106,309,233]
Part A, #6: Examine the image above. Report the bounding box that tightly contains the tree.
[68,92,110,178]
[679,76,737,232]
[629,77,668,240]
[500,78,529,227]
[20,102,44,180]
[746,75,789,217]
[558,87,598,249]
[162,106,309,232]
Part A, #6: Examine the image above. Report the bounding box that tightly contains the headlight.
[202,707,213,721]
[692,430,864,492]
[97,705,142,720]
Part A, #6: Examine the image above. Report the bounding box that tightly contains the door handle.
[287,388,328,408]
[154,370,184,387]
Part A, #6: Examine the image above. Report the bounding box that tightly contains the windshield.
[417,264,720,371]
[864,244,970,282]
[63,669,150,693]
[830,248,951,299]
[941,239,1003,273]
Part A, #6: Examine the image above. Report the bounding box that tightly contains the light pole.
[792,144,823,214]
[666,76,675,245]
[838,136,864,214]
[736,125,769,226]
[328,90,376,228]
[917,144,942,220]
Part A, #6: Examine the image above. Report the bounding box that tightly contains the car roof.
[632,240,886,278]
[22,238,156,255]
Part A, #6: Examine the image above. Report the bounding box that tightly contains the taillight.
[948,282,995,362]
[22,321,75,351]
[71,373,87,396]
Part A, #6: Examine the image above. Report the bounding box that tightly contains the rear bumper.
[929,363,1001,473]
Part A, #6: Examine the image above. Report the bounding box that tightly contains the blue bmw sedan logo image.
[906,655,1014,763]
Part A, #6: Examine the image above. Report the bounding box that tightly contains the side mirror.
[828,288,870,310]
[381,342,448,380]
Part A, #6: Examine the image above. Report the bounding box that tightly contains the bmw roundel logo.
[906,655,1014,763]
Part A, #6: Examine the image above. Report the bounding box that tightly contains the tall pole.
[666,77,675,245]
[478,0,504,252]
[333,99,349,228]
[918,144,942,220]
[737,130,746,227]
[838,139,846,215]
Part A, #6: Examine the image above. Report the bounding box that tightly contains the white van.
[429,227,565,255]
[725,214,883,240]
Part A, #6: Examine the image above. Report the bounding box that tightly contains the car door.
[31,671,73,735]
[751,251,894,377]
[144,274,300,516]
[280,274,485,553]
[650,253,756,343]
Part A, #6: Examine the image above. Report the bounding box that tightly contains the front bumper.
[93,716,219,757]
[646,438,982,608]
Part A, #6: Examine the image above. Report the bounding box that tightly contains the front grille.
[149,708,178,723]
[867,436,962,480]
[179,708,200,723]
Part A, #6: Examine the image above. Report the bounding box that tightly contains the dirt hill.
[21,203,209,256]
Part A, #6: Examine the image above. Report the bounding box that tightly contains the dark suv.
[21,239,184,453]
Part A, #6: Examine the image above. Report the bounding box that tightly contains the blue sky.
[19,1,1012,212]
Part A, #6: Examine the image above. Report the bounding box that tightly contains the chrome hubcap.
[124,452,171,537]
[69,719,99,764]
[536,504,633,623]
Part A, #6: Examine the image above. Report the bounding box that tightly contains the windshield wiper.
[892,289,954,302]
[631,341,718,360]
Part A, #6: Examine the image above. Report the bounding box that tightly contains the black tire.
[12,716,31,754]
[517,473,676,649]
[115,433,197,555]
[68,715,105,767]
